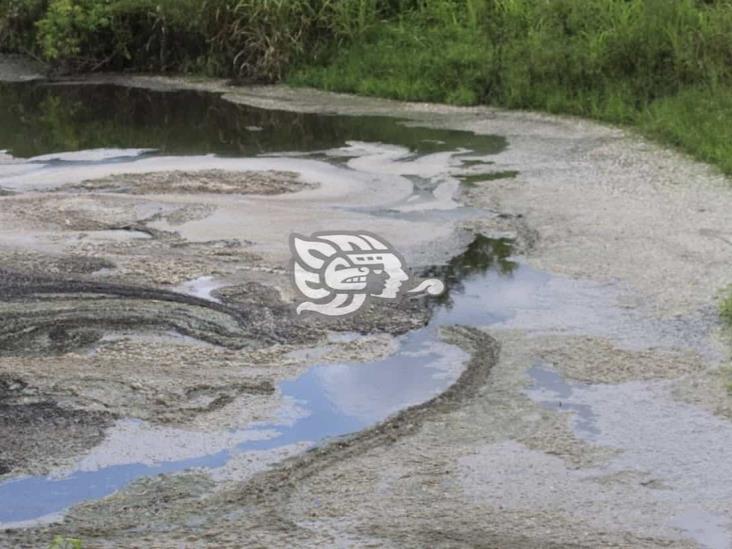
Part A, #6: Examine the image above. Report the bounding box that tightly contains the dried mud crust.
[0,194,165,232]
[217,282,433,337]
[0,328,401,479]
[3,326,499,547]
[63,170,315,195]
[0,261,435,478]
[7,328,698,547]
[0,375,114,477]
[33,328,700,549]
[1,192,255,235]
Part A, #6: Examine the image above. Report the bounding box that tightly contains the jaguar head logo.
[290,231,444,317]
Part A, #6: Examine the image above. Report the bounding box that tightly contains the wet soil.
[1,60,732,548]
[0,375,113,477]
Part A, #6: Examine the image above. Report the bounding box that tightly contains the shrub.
[0,0,48,53]
[2,0,397,77]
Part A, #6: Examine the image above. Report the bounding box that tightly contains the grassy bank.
[3,1,732,173]
[291,0,732,174]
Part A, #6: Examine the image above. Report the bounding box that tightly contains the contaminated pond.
[0,81,729,547]
[0,81,515,524]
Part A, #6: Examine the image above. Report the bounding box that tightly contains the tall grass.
[291,0,732,174]
[294,0,732,113]
[0,0,390,77]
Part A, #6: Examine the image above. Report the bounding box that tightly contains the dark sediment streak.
[0,268,257,353]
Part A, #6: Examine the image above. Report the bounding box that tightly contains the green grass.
[722,292,732,322]
[289,0,732,174]
[641,86,732,175]
[290,22,491,105]
[49,536,83,549]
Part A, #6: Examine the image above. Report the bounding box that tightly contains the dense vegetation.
[0,0,407,78]
[292,0,732,174]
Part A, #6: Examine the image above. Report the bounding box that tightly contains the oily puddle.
[0,81,509,218]
[0,236,525,525]
[0,80,712,534]
[0,82,505,160]
[0,234,707,527]
[526,367,732,549]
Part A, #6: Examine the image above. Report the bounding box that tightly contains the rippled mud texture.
[221,278,434,334]
[0,263,427,357]
[0,267,257,355]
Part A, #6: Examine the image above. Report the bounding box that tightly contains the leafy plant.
[49,536,83,549]
[0,0,48,53]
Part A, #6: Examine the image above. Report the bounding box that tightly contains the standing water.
[0,236,525,524]
[0,81,512,524]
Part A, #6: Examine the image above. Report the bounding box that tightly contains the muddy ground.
[1,62,732,547]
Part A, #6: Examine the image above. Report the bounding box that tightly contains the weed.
[49,536,83,549]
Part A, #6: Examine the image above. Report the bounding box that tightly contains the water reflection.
[526,366,600,440]
[0,83,505,159]
[0,80,513,526]
[423,235,517,308]
[0,235,525,524]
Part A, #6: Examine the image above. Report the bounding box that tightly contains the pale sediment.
[63,169,314,195]
[1,66,732,547]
